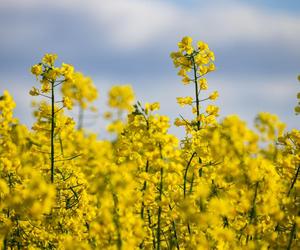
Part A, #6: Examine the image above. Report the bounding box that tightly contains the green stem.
[187,224,191,235]
[192,55,200,130]
[286,223,296,250]
[147,209,156,248]
[189,173,195,194]
[139,160,150,249]
[171,221,180,250]
[141,160,149,219]
[287,164,300,196]
[183,153,196,236]
[157,167,163,250]
[249,182,259,223]
[247,181,259,243]
[3,236,8,250]
[168,204,180,250]
[51,81,55,183]
[183,152,196,198]
[112,192,122,250]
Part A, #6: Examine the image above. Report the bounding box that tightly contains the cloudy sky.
[0,0,299,136]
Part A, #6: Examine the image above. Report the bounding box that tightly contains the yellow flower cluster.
[108,85,135,112]
[105,85,135,134]
[171,36,219,132]
[61,72,98,110]
[295,75,300,114]
[0,38,299,249]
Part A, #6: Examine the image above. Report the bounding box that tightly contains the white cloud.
[83,0,180,49]
[1,0,300,51]
[1,0,180,50]
[193,3,300,49]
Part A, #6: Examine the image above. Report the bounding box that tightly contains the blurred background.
[0,0,299,137]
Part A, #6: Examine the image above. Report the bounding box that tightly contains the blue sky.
[0,0,299,136]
